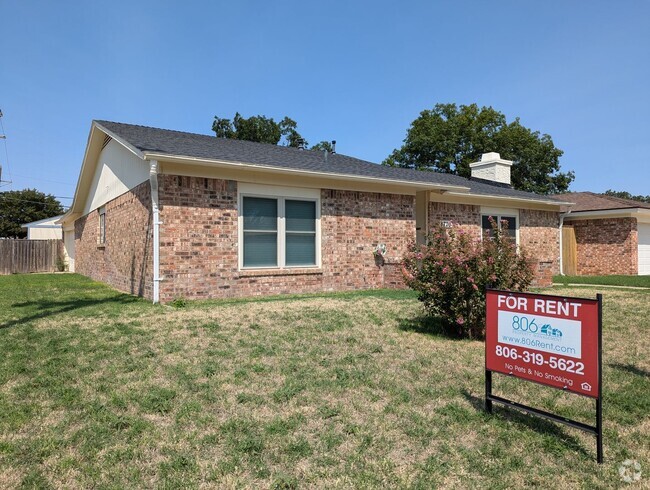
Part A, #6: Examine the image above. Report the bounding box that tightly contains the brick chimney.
[469,152,513,185]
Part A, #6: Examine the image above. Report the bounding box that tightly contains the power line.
[8,173,75,186]
[0,194,70,209]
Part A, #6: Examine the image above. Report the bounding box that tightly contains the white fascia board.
[443,190,566,209]
[56,210,76,225]
[65,122,147,219]
[67,124,101,217]
[142,152,472,193]
[22,215,65,227]
[563,208,650,221]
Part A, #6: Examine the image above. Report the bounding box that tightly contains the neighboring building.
[556,192,650,276]
[59,121,567,303]
[21,215,63,240]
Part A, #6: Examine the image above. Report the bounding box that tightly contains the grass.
[554,274,650,288]
[0,274,648,488]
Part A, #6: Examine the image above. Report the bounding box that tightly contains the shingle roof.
[95,120,564,204]
[554,192,650,212]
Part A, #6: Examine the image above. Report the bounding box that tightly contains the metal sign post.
[485,290,603,464]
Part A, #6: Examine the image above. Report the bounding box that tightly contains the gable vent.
[101,134,112,150]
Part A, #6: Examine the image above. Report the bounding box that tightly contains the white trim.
[238,182,320,200]
[237,183,321,271]
[21,224,61,230]
[564,208,650,221]
[469,160,513,169]
[638,222,650,275]
[21,215,65,228]
[145,152,471,194]
[444,190,564,208]
[60,122,148,226]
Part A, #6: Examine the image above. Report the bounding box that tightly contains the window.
[98,207,106,245]
[243,197,278,267]
[285,200,316,266]
[482,214,517,244]
[240,189,319,269]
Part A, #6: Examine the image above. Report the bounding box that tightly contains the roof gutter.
[442,191,569,209]
[562,208,650,220]
[141,152,472,194]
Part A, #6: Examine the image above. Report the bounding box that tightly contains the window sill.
[238,267,323,278]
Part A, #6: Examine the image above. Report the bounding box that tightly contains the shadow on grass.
[609,362,650,378]
[185,288,418,309]
[1,295,142,330]
[397,315,467,341]
[461,390,591,457]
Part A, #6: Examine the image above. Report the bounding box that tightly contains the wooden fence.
[0,239,63,275]
[561,226,578,276]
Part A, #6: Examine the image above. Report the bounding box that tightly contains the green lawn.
[554,274,650,288]
[0,274,648,488]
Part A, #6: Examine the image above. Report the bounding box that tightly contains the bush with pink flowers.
[402,218,534,339]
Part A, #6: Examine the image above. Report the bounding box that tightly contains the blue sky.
[1,1,649,208]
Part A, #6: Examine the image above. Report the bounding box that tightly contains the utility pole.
[0,108,11,187]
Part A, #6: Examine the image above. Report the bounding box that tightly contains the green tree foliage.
[604,189,650,203]
[212,113,308,148]
[310,141,334,152]
[384,103,574,194]
[0,189,64,238]
[402,219,534,339]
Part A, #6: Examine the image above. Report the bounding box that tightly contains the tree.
[0,189,64,238]
[212,113,308,148]
[384,103,574,194]
[604,190,650,204]
[310,141,334,152]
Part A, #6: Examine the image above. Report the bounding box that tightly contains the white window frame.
[480,207,519,245]
[238,183,321,270]
[98,206,106,245]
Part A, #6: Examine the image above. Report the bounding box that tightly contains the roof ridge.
[94,119,344,159]
[600,193,650,208]
[557,191,650,210]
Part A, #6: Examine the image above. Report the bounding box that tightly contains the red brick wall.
[429,202,482,240]
[428,202,559,286]
[321,189,414,291]
[75,181,153,298]
[567,218,638,275]
[157,176,414,302]
[519,209,560,285]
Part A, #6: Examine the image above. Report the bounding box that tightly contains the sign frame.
[484,289,603,464]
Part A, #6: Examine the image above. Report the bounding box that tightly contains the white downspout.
[558,209,572,276]
[149,160,161,304]
[559,214,564,276]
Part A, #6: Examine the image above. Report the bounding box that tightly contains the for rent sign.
[486,290,600,397]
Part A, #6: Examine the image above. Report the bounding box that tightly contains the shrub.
[55,255,67,272]
[402,218,534,338]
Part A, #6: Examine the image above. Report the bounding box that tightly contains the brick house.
[556,192,650,275]
[59,121,567,303]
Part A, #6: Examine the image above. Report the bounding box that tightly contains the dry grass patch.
[0,275,647,488]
